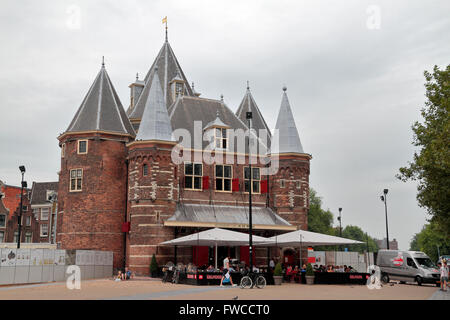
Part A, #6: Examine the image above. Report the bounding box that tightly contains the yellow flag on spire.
[162,16,167,24]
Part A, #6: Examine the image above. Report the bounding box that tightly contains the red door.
[284,250,295,266]
[192,246,209,266]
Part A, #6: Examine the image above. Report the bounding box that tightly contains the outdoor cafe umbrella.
[159,228,269,269]
[256,229,364,266]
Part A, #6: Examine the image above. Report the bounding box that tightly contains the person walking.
[440,260,448,291]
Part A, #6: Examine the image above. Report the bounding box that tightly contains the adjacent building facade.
[56,34,312,275]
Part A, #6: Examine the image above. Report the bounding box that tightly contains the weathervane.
[162,16,168,42]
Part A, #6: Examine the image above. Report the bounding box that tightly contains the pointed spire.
[271,87,304,154]
[135,70,174,142]
[65,64,135,136]
[235,84,271,137]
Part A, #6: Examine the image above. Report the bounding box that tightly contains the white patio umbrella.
[159,228,268,269]
[256,229,364,266]
[258,229,364,247]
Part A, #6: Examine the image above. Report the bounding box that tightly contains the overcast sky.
[1,0,449,250]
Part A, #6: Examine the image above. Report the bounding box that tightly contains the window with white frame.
[26,216,31,226]
[184,163,202,190]
[77,140,88,154]
[25,232,32,243]
[40,224,48,237]
[280,179,285,188]
[0,231,4,242]
[41,207,49,221]
[215,165,232,191]
[244,167,260,193]
[13,232,19,243]
[70,169,83,192]
[32,208,39,219]
[296,181,301,189]
[0,214,5,228]
[214,128,228,149]
[61,143,66,158]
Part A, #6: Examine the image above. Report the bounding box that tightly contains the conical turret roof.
[271,88,304,154]
[129,40,194,122]
[66,64,135,136]
[236,85,271,137]
[135,70,174,142]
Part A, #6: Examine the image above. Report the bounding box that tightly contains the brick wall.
[57,133,130,269]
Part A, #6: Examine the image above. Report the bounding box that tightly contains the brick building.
[56,33,311,275]
[376,238,399,250]
[30,182,58,243]
[0,180,37,243]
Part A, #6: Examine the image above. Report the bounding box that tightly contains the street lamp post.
[246,111,253,272]
[380,189,390,250]
[337,207,342,251]
[17,165,26,249]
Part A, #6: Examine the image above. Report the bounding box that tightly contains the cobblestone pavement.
[0,278,438,300]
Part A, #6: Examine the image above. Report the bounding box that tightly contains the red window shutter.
[261,180,268,193]
[202,176,209,190]
[232,178,240,192]
[122,222,130,233]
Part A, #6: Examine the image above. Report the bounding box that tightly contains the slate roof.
[135,70,174,142]
[236,87,272,139]
[65,65,135,137]
[271,88,304,154]
[165,203,294,230]
[30,182,58,205]
[168,96,266,150]
[128,40,194,121]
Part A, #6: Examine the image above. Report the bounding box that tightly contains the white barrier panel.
[14,248,31,284]
[0,249,113,285]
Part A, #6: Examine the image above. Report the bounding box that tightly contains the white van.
[376,250,440,286]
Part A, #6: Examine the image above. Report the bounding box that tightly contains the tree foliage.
[397,65,450,234]
[409,221,450,262]
[308,188,378,253]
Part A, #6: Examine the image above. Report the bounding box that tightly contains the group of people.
[314,265,357,273]
[438,260,448,292]
[115,267,133,282]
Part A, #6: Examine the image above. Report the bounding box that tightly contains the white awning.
[257,229,364,247]
[159,228,268,247]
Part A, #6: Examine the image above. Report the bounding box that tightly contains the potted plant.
[273,262,283,285]
[150,254,158,278]
[305,263,315,285]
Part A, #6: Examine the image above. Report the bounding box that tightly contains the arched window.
[143,164,148,176]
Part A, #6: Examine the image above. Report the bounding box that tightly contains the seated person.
[206,265,215,272]
[285,265,294,281]
[252,265,260,273]
[124,267,132,280]
[116,271,122,281]
[327,265,334,272]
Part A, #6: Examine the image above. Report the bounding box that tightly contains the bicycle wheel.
[240,276,252,289]
[255,276,266,289]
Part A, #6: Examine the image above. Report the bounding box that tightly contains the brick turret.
[126,69,178,275]
[269,87,311,230]
[56,63,135,269]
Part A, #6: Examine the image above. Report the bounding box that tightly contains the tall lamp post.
[17,165,26,249]
[246,111,253,272]
[337,207,342,251]
[380,189,390,250]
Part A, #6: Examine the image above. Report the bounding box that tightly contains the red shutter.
[202,176,209,190]
[122,222,130,233]
[260,180,268,193]
[232,178,240,192]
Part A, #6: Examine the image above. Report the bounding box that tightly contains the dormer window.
[170,75,185,101]
[215,128,228,149]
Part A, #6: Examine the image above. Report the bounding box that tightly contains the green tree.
[308,188,334,235]
[341,225,379,253]
[409,221,450,262]
[397,65,450,234]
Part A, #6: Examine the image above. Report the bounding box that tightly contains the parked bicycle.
[240,270,266,289]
